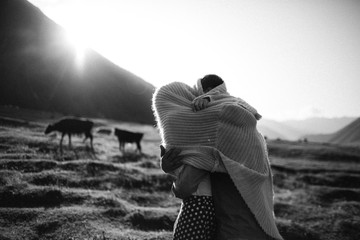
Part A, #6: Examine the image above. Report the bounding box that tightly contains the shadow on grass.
[125,211,175,231]
[0,186,86,208]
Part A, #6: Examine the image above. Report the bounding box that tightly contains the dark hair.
[201,74,224,91]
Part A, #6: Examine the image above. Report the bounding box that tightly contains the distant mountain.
[305,118,360,146]
[257,119,302,140]
[258,117,358,141]
[0,0,155,124]
[282,117,356,135]
[302,133,332,143]
[329,118,360,145]
[256,124,286,140]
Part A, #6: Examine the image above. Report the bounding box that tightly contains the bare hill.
[257,124,286,140]
[258,119,303,140]
[303,133,333,143]
[329,118,360,145]
[305,118,360,146]
[0,0,155,124]
[283,117,356,135]
[258,117,358,141]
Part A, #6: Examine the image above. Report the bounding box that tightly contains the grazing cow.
[45,118,94,152]
[114,128,143,153]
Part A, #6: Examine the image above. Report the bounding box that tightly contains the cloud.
[298,106,323,119]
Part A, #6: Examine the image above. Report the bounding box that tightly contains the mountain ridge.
[303,118,360,146]
[329,118,360,145]
[258,116,358,142]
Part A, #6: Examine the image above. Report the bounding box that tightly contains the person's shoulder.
[157,81,198,96]
[157,81,189,91]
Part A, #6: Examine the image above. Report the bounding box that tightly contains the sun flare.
[65,29,89,69]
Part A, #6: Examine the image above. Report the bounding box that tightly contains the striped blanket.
[152,80,283,240]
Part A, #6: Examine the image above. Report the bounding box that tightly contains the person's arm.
[161,145,227,179]
[172,165,209,199]
[236,97,262,120]
[160,145,184,175]
[160,146,210,199]
[180,149,227,173]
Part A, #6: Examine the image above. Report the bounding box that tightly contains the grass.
[268,140,360,162]
[0,113,360,239]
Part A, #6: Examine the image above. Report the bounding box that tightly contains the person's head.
[200,74,224,93]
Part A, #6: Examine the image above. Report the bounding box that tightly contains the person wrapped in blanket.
[153,74,283,240]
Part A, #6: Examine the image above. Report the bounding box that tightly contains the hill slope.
[305,118,360,146]
[258,117,357,141]
[283,117,356,135]
[329,118,360,145]
[258,119,304,140]
[0,0,155,124]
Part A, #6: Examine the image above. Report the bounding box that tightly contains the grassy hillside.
[0,111,360,240]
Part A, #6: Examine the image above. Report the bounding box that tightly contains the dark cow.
[114,128,143,153]
[45,118,94,153]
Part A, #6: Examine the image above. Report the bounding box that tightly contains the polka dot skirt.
[174,195,216,240]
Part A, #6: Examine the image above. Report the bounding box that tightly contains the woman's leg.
[174,195,216,240]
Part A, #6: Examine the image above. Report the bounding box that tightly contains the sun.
[65,29,89,69]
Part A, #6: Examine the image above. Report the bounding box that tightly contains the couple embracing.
[152,74,283,240]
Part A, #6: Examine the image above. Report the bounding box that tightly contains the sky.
[27,0,360,121]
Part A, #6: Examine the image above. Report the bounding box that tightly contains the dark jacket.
[211,172,274,240]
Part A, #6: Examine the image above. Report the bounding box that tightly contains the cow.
[114,128,143,153]
[45,117,94,153]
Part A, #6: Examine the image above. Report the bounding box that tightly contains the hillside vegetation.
[0,111,360,240]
